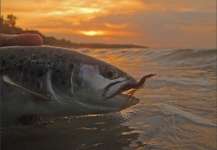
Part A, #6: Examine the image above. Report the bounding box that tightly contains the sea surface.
[1,48,217,150]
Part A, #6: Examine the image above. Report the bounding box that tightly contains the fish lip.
[102,80,139,110]
[103,80,125,97]
[119,94,139,109]
[104,80,138,99]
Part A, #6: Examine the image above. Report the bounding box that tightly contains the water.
[1,48,216,150]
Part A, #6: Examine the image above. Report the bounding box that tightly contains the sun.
[81,30,105,36]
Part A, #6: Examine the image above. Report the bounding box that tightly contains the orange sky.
[2,0,216,48]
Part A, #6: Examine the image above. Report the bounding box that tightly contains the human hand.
[0,33,43,47]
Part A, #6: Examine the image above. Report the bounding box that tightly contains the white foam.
[156,103,217,127]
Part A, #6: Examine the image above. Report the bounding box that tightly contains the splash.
[156,103,217,127]
[158,77,182,150]
[156,77,216,150]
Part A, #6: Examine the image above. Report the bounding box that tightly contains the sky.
[2,0,216,48]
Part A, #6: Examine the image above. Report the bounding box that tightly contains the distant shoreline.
[42,35,148,48]
[5,29,148,48]
[3,28,148,49]
[43,36,148,49]
[1,15,148,49]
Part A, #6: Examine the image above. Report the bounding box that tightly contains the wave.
[76,48,216,73]
[149,49,216,67]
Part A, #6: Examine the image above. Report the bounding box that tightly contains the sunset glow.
[81,31,105,36]
[2,0,216,48]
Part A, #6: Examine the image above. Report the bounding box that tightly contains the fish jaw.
[103,78,137,98]
[100,94,139,112]
[58,94,139,115]
[100,79,140,111]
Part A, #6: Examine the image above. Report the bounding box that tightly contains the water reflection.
[1,114,139,150]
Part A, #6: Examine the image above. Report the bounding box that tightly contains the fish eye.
[105,67,118,79]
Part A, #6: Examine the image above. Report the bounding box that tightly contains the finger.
[0,34,43,47]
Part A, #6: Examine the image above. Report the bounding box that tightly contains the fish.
[0,46,155,123]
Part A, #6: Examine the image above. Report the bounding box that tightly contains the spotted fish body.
[0,46,139,123]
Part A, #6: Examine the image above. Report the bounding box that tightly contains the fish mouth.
[108,82,138,98]
[103,74,157,109]
[103,79,140,108]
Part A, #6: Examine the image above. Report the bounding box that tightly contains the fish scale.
[1,47,59,96]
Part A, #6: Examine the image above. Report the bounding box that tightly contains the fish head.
[69,63,139,113]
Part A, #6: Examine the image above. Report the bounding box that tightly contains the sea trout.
[0,46,154,123]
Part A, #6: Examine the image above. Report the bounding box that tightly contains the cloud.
[167,24,216,33]
[104,23,128,29]
[3,0,146,29]
[141,0,216,13]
